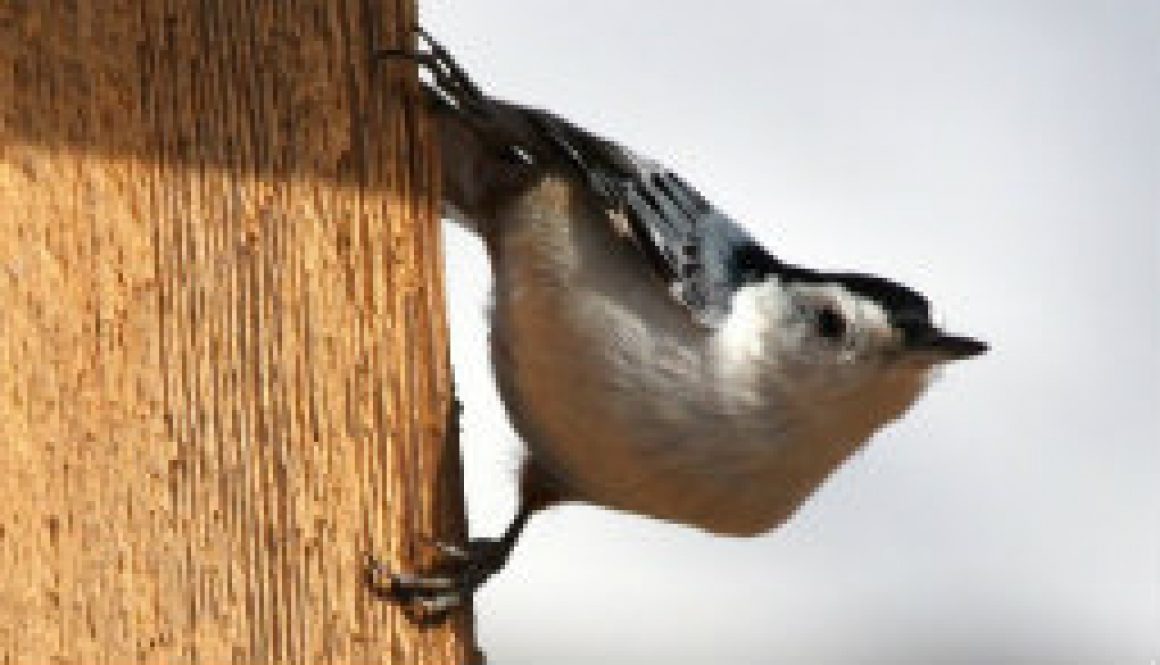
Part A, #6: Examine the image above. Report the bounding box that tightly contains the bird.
[368,28,988,616]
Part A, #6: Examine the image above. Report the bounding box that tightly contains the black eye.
[816,307,846,339]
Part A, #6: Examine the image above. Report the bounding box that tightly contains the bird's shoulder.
[513,104,779,328]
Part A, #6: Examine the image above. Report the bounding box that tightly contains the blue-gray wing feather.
[521,108,764,328]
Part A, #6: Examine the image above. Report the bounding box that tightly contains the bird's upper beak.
[906,326,989,361]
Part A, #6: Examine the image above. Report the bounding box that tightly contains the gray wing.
[522,108,760,328]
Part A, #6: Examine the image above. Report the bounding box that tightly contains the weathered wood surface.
[0,0,472,662]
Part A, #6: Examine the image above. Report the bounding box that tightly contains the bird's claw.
[364,539,510,622]
[420,535,471,561]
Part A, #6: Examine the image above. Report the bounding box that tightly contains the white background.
[420,2,1159,663]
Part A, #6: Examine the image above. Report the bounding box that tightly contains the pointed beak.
[906,326,989,361]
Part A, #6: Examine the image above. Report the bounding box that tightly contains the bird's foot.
[365,539,510,622]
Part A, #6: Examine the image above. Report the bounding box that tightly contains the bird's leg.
[365,505,536,620]
[366,460,565,621]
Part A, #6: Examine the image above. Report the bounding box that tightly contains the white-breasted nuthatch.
[369,29,987,616]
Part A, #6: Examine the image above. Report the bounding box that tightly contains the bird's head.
[782,272,985,367]
[734,270,987,437]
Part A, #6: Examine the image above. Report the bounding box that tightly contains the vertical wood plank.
[0,0,472,662]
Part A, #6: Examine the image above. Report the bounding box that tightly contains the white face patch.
[713,281,784,363]
[788,283,896,353]
[712,281,900,372]
[716,280,915,408]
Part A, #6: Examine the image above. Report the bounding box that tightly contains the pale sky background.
[420,2,1159,663]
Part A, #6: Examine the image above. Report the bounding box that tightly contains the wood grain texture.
[0,0,473,662]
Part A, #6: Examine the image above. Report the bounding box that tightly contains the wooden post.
[0,0,473,662]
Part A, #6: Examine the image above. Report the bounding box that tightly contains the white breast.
[486,178,929,536]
